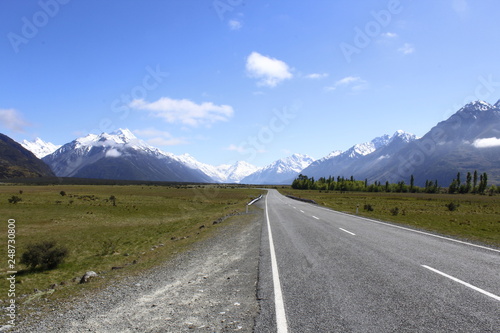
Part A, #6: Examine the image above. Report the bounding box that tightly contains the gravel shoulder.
[11,210,263,333]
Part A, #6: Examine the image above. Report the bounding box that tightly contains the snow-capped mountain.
[345,134,391,158]
[43,129,213,183]
[376,99,500,185]
[216,161,260,183]
[21,138,61,159]
[241,154,315,184]
[1,133,55,179]
[174,154,258,183]
[301,131,418,181]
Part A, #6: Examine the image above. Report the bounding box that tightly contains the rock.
[80,271,98,284]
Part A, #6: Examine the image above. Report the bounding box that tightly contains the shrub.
[8,196,22,204]
[100,239,119,256]
[20,241,69,270]
[60,190,66,196]
[445,202,460,211]
[390,207,399,216]
[363,204,374,212]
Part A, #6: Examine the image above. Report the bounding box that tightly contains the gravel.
[10,212,263,333]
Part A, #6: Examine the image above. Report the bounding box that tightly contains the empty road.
[255,189,500,332]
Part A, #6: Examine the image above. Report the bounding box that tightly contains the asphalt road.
[255,189,500,332]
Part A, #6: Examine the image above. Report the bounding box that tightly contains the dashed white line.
[299,210,304,213]
[422,265,500,301]
[312,216,319,220]
[312,204,500,253]
[265,194,289,332]
[339,228,356,236]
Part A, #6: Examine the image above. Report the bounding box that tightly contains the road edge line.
[265,193,289,333]
[313,205,500,253]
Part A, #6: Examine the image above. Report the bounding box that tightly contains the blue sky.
[1,0,500,167]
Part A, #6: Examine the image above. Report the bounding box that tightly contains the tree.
[478,172,488,194]
[20,241,69,270]
[473,170,478,193]
[448,178,459,194]
[410,175,415,192]
[465,172,472,193]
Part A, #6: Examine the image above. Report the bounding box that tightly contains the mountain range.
[0,133,54,179]
[7,99,500,185]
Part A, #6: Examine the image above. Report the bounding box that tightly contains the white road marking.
[312,216,319,220]
[312,204,500,254]
[339,228,356,236]
[300,210,304,213]
[265,194,289,332]
[422,265,500,302]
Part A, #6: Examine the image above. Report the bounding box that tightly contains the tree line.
[291,171,497,195]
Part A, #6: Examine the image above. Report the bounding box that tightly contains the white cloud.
[130,97,234,127]
[105,148,122,158]
[398,43,415,55]
[326,76,369,92]
[472,137,500,148]
[382,32,398,38]
[246,52,293,87]
[0,108,30,132]
[305,73,329,79]
[228,19,242,30]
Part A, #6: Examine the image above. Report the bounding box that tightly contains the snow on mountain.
[241,154,315,184]
[175,153,226,182]
[458,100,493,113]
[174,154,258,183]
[43,129,212,182]
[390,129,419,143]
[217,161,260,183]
[347,134,391,158]
[21,138,61,159]
[300,130,418,181]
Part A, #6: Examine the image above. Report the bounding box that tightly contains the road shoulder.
[11,211,263,333]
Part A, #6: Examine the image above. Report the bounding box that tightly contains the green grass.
[279,188,500,247]
[0,184,263,319]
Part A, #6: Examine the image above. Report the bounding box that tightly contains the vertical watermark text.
[4,219,17,328]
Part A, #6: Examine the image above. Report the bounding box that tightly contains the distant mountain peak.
[240,153,315,184]
[21,137,61,159]
[390,130,419,143]
[109,128,137,141]
[459,100,493,113]
[494,99,500,108]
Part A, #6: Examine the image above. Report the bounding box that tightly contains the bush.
[445,202,460,211]
[20,241,69,270]
[60,190,66,196]
[363,204,374,212]
[390,207,399,216]
[8,196,22,204]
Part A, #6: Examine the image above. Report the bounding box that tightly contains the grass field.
[278,188,500,247]
[0,184,264,320]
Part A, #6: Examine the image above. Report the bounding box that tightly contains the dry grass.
[0,184,263,319]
